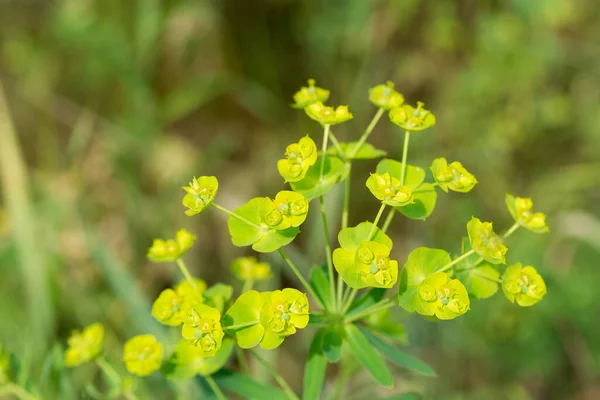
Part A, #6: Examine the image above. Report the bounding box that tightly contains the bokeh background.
[1,0,599,399]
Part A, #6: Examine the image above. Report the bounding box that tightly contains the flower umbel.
[152,279,206,326]
[259,289,309,349]
[277,135,318,183]
[506,194,549,234]
[292,79,330,109]
[123,335,163,376]
[231,257,272,281]
[502,263,547,307]
[355,241,399,288]
[467,217,508,264]
[263,191,309,230]
[305,101,354,125]
[389,101,436,131]
[64,323,104,367]
[369,81,405,110]
[147,229,197,263]
[366,172,413,207]
[418,272,470,320]
[182,176,219,216]
[182,304,225,357]
[431,158,478,193]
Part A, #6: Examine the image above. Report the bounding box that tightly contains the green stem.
[0,384,39,400]
[205,375,229,400]
[399,130,411,186]
[278,249,323,309]
[341,288,358,315]
[437,249,476,274]
[319,196,336,310]
[336,274,345,314]
[211,203,262,230]
[328,130,345,157]
[503,222,520,239]
[348,108,385,158]
[249,350,300,400]
[95,357,121,386]
[381,208,396,233]
[236,346,249,373]
[242,279,254,293]
[368,204,386,240]
[319,124,331,180]
[224,321,259,330]
[342,164,351,229]
[345,299,394,323]
[176,258,197,291]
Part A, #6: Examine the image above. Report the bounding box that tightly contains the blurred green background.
[0,0,599,399]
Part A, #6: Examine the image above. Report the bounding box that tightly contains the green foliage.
[328,141,387,160]
[290,154,350,200]
[345,324,393,387]
[303,330,328,400]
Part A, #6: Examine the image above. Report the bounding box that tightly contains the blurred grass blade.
[209,369,289,400]
[345,324,393,387]
[303,329,327,400]
[0,79,54,357]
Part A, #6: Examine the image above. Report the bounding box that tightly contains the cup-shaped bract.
[182,304,225,357]
[231,257,272,282]
[366,172,414,207]
[292,79,330,109]
[277,135,318,183]
[431,158,478,193]
[259,289,309,349]
[123,335,163,376]
[182,176,219,216]
[64,323,104,367]
[369,81,405,110]
[389,101,436,131]
[467,217,508,264]
[147,229,197,263]
[305,101,354,125]
[417,272,470,320]
[152,279,206,326]
[264,191,310,231]
[502,263,547,307]
[505,194,549,234]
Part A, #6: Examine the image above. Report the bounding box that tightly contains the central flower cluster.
[418,272,470,319]
[467,217,508,264]
[502,263,547,307]
[262,191,309,230]
[147,229,197,263]
[389,101,436,131]
[277,136,318,182]
[182,304,225,357]
[431,158,478,193]
[506,195,549,234]
[366,172,413,207]
[356,242,396,287]
[182,176,219,216]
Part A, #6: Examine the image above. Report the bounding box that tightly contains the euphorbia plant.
[54,79,549,399]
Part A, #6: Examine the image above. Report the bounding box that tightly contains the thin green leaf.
[309,265,333,310]
[345,324,393,387]
[346,288,387,318]
[303,329,328,400]
[322,325,343,363]
[210,369,289,400]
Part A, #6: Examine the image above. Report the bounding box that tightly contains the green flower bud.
[366,172,413,207]
[181,304,224,357]
[418,272,470,320]
[182,176,219,216]
[431,158,478,193]
[502,263,547,307]
[505,194,549,234]
[389,101,436,131]
[260,289,309,339]
[355,241,399,288]
[231,257,272,281]
[64,323,104,368]
[122,335,163,376]
[368,81,405,110]
[292,79,330,109]
[305,101,354,125]
[147,229,197,263]
[467,217,508,264]
[277,135,318,183]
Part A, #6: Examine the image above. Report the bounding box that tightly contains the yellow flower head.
[467,217,508,264]
[260,289,309,337]
[231,257,272,282]
[418,272,470,320]
[305,102,354,125]
[292,79,330,109]
[389,101,436,131]
[355,241,399,288]
[123,335,163,376]
[262,191,309,230]
[147,229,196,263]
[182,176,219,216]
[277,135,318,183]
[366,172,413,207]
[431,158,478,193]
[506,194,549,234]
[502,263,547,307]
[64,323,104,367]
[368,81,405,110]
[182,304,224,357]
[152,278,206,327]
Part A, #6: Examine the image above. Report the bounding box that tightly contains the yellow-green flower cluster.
[389,101,436,131]
[123,335,163,376]
[277,135,318,183]
[182,304,225,357]
[64,323,104,367]
[354,241,399,288]
[292,79,330,109]
[263,191,309,230]
[231,257,271,282]
[0,344,10,384]
[182,176,219,216]
[152,279,207,326]
[467,217,508,264]
[305,101,354,125]
[366,172,413,207]
[502,263,547,307]
[369,81,405,110]
[506,194,549,234]
[418,272,470,320]
[431,158,478,193]
[147,229,196,263]
[259,289,309,349]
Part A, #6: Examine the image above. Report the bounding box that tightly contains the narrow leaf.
[303,329,328,400]
[345,324,393,387]
[210,369,288,400]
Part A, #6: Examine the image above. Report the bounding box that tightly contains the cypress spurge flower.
[355,241,399,287]
[369,81,405,110]
[305,101,354,125]
[182,304,224,357]
[418,272,470,320]
[366,172,413,207]
[64,323,104,367]
[182,176,219,216]
[259,289,309,349]
[264,191,310,230]
[389,101,436,131]
[147,229,196,262]
[467,217,508,264]
[231,257,272,281]
[292,79,330,109]
[152,279,206,326]
[506,194,549,234]
[123,335,163,376]
[502,263,547,307]
[277,135,318,182]
[431,158,478,193]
